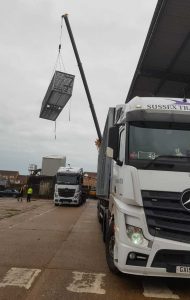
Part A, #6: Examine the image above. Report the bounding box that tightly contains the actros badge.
[181,190,190,211]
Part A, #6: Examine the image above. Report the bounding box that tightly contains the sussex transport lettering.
[147,104,190,111]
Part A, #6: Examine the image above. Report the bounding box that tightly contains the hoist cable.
[52,16,69,140]
[68,97,72,122]
[52,16,66,73]
[60,53,66,72]
[54,120,57,140]
[51,52,59,77]
[59,16,64,53]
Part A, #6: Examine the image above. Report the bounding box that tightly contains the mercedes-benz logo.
[181,189,190,211]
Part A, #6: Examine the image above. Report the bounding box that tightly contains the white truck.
[97,96,190,278]
[54,166,85,206]
[53,4,190,278]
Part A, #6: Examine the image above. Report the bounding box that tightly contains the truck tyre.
[82,194,86,204]
[103,211,109,243]
[76,201,81,207]
[97,202,102,224]
[105,221,121,275]
[102,214,106,242]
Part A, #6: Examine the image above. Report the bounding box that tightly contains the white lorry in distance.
[97,96,190,278]
[54,166,85,206]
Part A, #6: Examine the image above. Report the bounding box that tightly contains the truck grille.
[151,250,190,268]
[58,188,75,197]
[142,190,190,243]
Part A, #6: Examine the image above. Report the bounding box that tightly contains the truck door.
[114,128,125,200]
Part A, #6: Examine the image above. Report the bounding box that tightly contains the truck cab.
[54,166,84,206]
[97,96,190,278]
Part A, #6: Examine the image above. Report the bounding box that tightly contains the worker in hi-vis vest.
[27,187,33,202]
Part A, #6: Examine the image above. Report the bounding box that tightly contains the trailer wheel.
[105,222,121,275]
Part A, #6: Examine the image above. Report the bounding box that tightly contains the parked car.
[0,189,20,198]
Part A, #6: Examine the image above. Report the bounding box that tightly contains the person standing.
[27,186,33,202]
[18,186,24,202]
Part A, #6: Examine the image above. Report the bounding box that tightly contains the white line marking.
[9,207,56,228]
[81,220,92,223]
[28,207,56,221]
[0,267,41,290]
[143,279,180,299]
[67,271,106,294]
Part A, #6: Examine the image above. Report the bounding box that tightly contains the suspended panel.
[40,71,75,121]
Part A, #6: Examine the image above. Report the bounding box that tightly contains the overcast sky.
[0,0,157,175]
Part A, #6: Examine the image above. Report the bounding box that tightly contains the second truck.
[97,96,190,278]
[54,166,86,206]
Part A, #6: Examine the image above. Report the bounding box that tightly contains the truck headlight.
[126,225,149,247]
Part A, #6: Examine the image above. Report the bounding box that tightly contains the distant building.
[0,170,19,184]
[0,179,8,188]
[17,175,28,185]
[0,170,27,187]
[83,172,97,188]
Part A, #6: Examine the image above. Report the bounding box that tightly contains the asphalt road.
[0,198,190,300]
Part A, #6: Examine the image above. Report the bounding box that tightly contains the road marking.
[81,220,92,223]
[67,271,106,294]
[9,207,56,228]
[0,267,41,289]
[143,279,180,299]
[28,207,56,221]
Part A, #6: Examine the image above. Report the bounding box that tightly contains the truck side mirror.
[106,126,119,161]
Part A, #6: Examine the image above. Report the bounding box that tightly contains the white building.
[41,155,66,176]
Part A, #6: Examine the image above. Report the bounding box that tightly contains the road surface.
[0,198,189,300]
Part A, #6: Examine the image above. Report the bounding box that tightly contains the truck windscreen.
[57,174,79,185]
[129,122,190,171]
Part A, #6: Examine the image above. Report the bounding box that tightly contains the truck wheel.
[103,211,109,243]
[105,222,121,275]
[97,203,102,224]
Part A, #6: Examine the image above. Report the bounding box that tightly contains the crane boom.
[63,14,102,142]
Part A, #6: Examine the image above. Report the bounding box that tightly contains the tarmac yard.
[0,199,190,300]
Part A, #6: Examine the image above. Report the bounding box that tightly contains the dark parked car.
[0,189,20,198]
